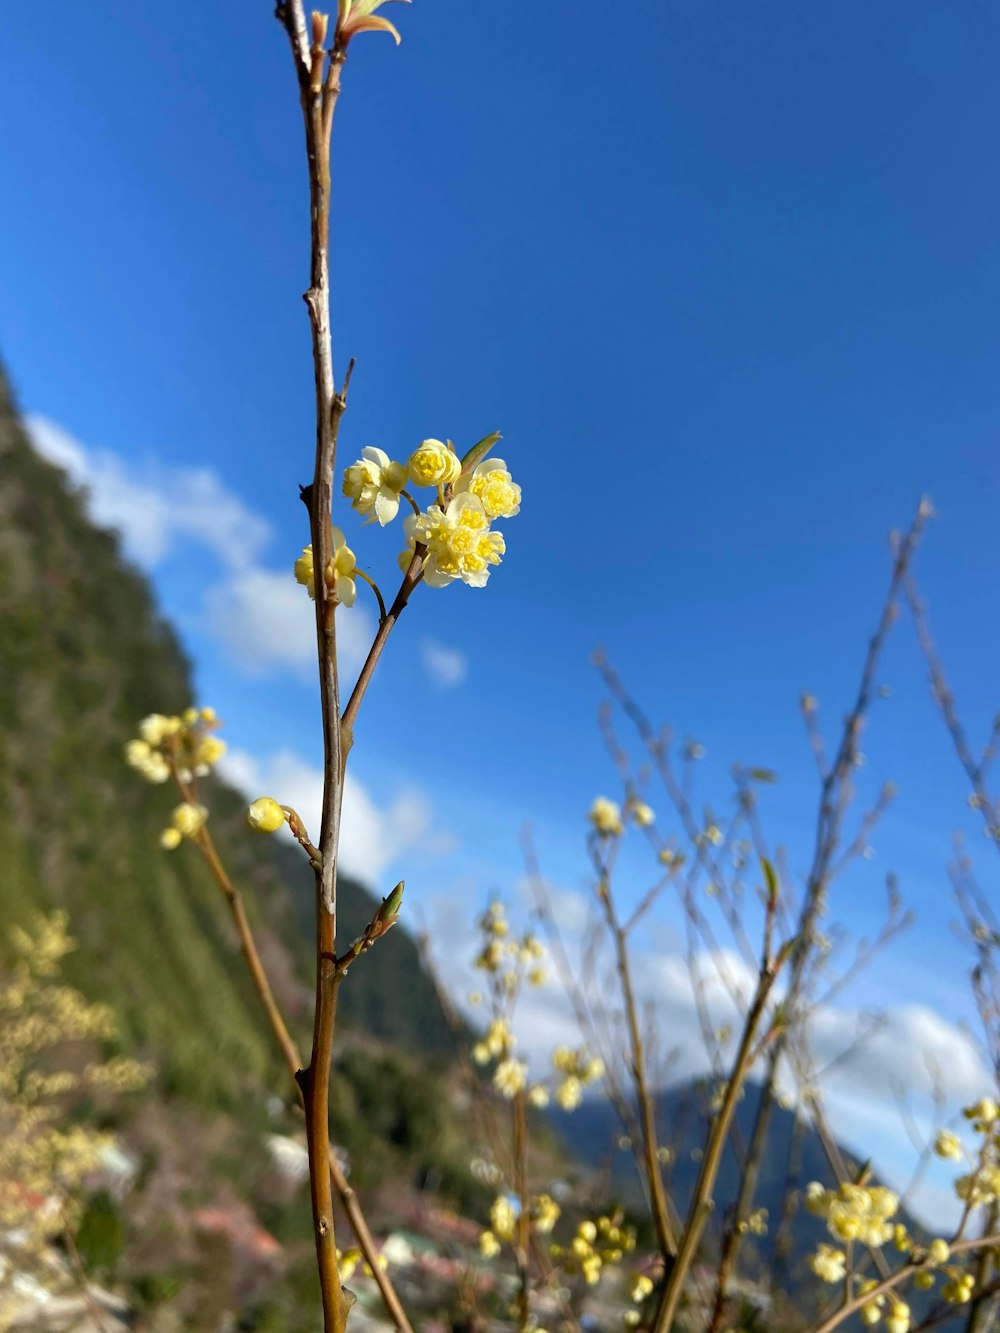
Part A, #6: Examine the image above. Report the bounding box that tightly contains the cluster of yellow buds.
[855,1283,910,1333]
[336,434,520,591]
[549,1046,605,1111]
[550,1213,636,1286]
[478,1192,560,1261]
[953,1097,1000,1205]
[159,801,208,851]
[125,707,225,787]
[473,904,547,991]
[940,1269,975,1304]
[293,527,358,607]
[480,1194,517,1255]
[587,795,655,838]
[805,1180,900,1247]
[735,1207,768,1237]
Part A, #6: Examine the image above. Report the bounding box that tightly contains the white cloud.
[432,876,990,1229]
[219,747,447,884]
[28,415,270,571]
[206,570,375,680]
[26,415,377,680]
[419,639,468,689]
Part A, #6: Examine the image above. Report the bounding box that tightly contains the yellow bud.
[160,827,182,851]
[247,797,286,834]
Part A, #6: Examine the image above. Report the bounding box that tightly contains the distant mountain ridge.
[552,1078,929,1291]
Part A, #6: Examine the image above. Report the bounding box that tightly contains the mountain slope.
[0,362,454,1102]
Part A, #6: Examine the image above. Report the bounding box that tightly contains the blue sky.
[4,1,1000,1217]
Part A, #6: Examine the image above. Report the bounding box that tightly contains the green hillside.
[0,361,454,1096]
[0,358,485,1322]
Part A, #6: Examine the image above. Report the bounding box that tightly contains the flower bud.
[247,797,286,835]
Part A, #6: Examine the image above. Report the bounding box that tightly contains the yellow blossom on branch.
[406,494,505,589]
[343,446,407,525]
[247,797,287,834]
[405,438,461,488]
[588,796,623,836]
[455,457,522,520]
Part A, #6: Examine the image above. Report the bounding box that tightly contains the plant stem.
[192,825,414,1332]
[597,873,678,1262]
[650,960,780,1332]
[277,6,352,1327]
[513,1087,531,1331]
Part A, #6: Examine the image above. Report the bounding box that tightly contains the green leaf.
[460,431,503,475]
[762,857,779,906]
[747,767,778,784]
[378,880,405,922]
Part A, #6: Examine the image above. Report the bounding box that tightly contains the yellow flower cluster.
[855,1284,910,1333]
[806,1180,899,1247]
[477,1191,561,1259]
[124,707,225,786]
[160,801,208,850]
[550,1213,636,1286]
[293,527,358,607]
[406,493,506,590]
[337,435,520,590]
[953,1097,1000,1205]
[587,795,656,837]
[736,1207,769,1237]
[0,914,150,1318]
[550,1045,605,1111]
[531,1193,561,1235]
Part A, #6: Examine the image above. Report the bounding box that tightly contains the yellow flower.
[556,1076,582,1111]
[329,528,358,606]
[294,531,357,607]
[407,494,504,589]
[479,1229,500,1259]
[630,1274,654,1302]
[934,1129,962,1160]
[406,438,461,488]
[885,1300,911,1333]
[247,798,286,835]
[928,1238,950,1265]
[963,1097,999,1130]
[528,1084,550,1109]
[493,1058,527,1099]
[532,1194,560,1234]
[810,1244,846,1284]
[160,827,182,851]
[588,796,623,836]
[343,446,407,525]
[294,545,315,595]
[456,458,521,520]
[171,802,208,839]
[489,1196,517,1243]
[138,713,180,746]
[630,800,655,827]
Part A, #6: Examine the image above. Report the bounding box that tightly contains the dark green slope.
[0,363,454,1108]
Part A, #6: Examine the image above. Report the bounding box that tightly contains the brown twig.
[188,821,413,1333]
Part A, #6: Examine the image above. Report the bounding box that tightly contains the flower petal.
[374,487,400,525]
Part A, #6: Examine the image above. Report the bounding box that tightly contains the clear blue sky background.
[3,1,1000,1209]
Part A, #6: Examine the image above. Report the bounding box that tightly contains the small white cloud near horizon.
[420,639,468,689]
[220,746,450,884]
